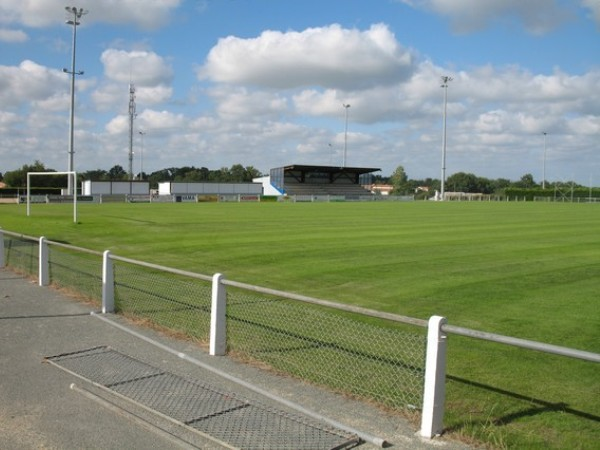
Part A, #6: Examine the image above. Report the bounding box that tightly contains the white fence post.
[421,315,448,438]
[0,229,4,268]
[210,273,227,356]
[38,236,49,286]
[102,250,114,313]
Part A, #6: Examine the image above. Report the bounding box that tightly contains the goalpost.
[27,171,78,223]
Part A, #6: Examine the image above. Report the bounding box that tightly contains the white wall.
[159,182,263,195]
[82,181,150,195]
[253,176,284,196]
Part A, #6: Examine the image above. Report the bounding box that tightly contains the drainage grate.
[46,346,360,449]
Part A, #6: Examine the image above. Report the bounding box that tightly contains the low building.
[157,182,262,196]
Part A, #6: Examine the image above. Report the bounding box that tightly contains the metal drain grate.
[46,346,360,449]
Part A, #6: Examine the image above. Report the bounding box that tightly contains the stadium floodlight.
[440,76,452,200]
[343,103,351,167]
[64,6,87,195]
[542,132,547,189]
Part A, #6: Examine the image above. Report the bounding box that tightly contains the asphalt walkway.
[0,267,472,449]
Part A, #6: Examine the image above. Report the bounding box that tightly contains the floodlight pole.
[542,132,547,189]
[64,6,87,195]
[440,76,452,201]
[343,103,351,167]
[138,130,146,180]
[128,84,136,180]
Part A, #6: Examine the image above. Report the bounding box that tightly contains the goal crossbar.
[27,171,77,223]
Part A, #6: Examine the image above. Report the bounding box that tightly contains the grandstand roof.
[282,165,380,175]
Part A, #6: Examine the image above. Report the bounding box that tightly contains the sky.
[1,0,599,184]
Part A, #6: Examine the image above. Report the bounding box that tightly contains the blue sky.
[1,0,599,184]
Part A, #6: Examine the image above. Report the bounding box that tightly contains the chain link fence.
[48,244,103,305]
[113,260,213,343]
[3,233,38,275]
[226,288,426,409]
[3,230,426,412]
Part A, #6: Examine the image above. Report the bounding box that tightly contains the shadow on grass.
[445,374,599,432]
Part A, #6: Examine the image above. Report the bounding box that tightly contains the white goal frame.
[27,171,77,223]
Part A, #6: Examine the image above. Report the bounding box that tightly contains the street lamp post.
[63,6,87,195]
[138,130,146,180]
[542,132,547,189]
[343,103,351,167]
[440,76,452,201]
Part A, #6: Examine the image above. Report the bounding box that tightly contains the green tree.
[3,161,57,187]
[81,169,109,181]
[493,178,512,191]
[390,165,409,195]
[516,173,536,188]
[108,165,128,180]
[445,172,478,192]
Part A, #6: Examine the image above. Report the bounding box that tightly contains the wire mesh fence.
[48,245,103,305]
[3,234,38,276]
[226,288,426,409]
[46,346,360,450]
[113,260,213,343]
[2,230,426,412]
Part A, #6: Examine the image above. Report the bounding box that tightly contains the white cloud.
[568,115,600,135]
[105,114,130,135]
[293,86,405,124]
[0,110,19,131]
[105,109,186,137]
[582,0,600,27]
[100,49,173,86]
[208,86,289,120]
[137,109,186,132]
[0,28,27,42]
[0,0,182,29]
[92,49,174,111]
[401,0,571,34]
[0,60,68,108]
[199,23,414,90]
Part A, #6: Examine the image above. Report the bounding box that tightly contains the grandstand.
[268,165,380,198]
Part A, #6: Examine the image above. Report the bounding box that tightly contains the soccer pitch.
[2,201,599,448]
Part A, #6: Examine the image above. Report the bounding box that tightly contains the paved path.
[0,267,472,449]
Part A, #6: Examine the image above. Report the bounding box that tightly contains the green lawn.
[2,201,599,449]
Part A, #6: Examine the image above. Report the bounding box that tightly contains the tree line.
[0,161,262,189]
[1,161,593,198]
[385,165,590,198]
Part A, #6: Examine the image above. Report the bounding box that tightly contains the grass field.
[2,201,599,449]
